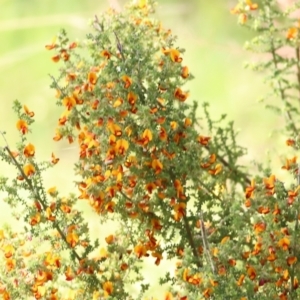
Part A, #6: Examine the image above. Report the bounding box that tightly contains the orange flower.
[221,236,230,244]
[69,41,77,49]
[115,139,129,155]
[121,75,132,88]
[105,235,115,244]
[245,179,255,199]
[16,120,28,134]
[245,0,258,10]
[24,143,35,157]
[263,174,276,195]
[246,265,256,280]
[287,256,297,266]
[3,244,14,258]
[103,281,113,296]
[277,237,290,251]
[174,88,189,102]
[184,118,192,127]
[203,288,213,298]
[165,291,173,300]
[24,105,34,117]
[45,36,57,50]
[286,27,298,40]
[174,202,186,221]
[63,96,76,111]
[253,222,266,234]
[288,186,300,205]
[88,72,97,85]
[51,152,59,164]
[197,135,211,145]
[51,55,60,62]
[23,164,35,176]
[286,139,295,146]
[30,213,41,226]
[53,129,62,141]
[151,159,163,174]
[107,119,122,136]
[60,49,70,61]
[181,66,189,79]
[47,187,57,196]
[101,50,111,59]
[65,266,76,281]
[66,232,79,248]
[237,274,245,286]
[134,243,148,258]
[5,258,16,272]
[282,156,297,170]
[113,97,123,107]
[142,129,153,144]
[127,91,138,106]
[162,48,182,63]
[159,127,168,141]
[208,164,222,175]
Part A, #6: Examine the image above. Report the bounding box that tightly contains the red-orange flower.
[115,139,129,155]
[151,159,163,174]
[51,152,59,164]
[162,48,182,63]
[174,202,186,221]
[24,143,35,157]
[181,66,189,79]
[66,232,79,248]
[208,164,222,175]
[287,27,298,40]
[105,235,115,244]
[88,72,97,85]
[63,96,76,111]
[127,91,138,106]
[253,222,266,234]
[263,174,276,195]
[103,281,113,296]
[134,243,148,258]
[197,135,211,145]
[16,120,28,134]
[174,88,189,102]
[23,164,35,176]
[286,139,295,146]
[45,37,57,50]
[101,50,111,59]
[65,266,75,281]
[30,213,41,226]
[121,75,132,88]
[287,256,297,266]
[277,237,290,251]
[237,274,245,286]
[282,156,297,170]
[245,0,258,10]
[24,105,34,117]
[246,265,256,280]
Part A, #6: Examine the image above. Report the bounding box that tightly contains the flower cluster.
[2,0,300,299]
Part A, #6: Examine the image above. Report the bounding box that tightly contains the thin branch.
[199,210,216,274]
[182,214,202,268]
[3,145,82,262]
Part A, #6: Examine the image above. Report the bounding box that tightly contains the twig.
[199,210,216,274]
[113,31,125,61]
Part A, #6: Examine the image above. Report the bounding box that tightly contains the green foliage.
[1,0,300,299]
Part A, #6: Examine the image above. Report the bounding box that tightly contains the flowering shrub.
[2,0,300,299]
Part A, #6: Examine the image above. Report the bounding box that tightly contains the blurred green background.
[0,0,285,297]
